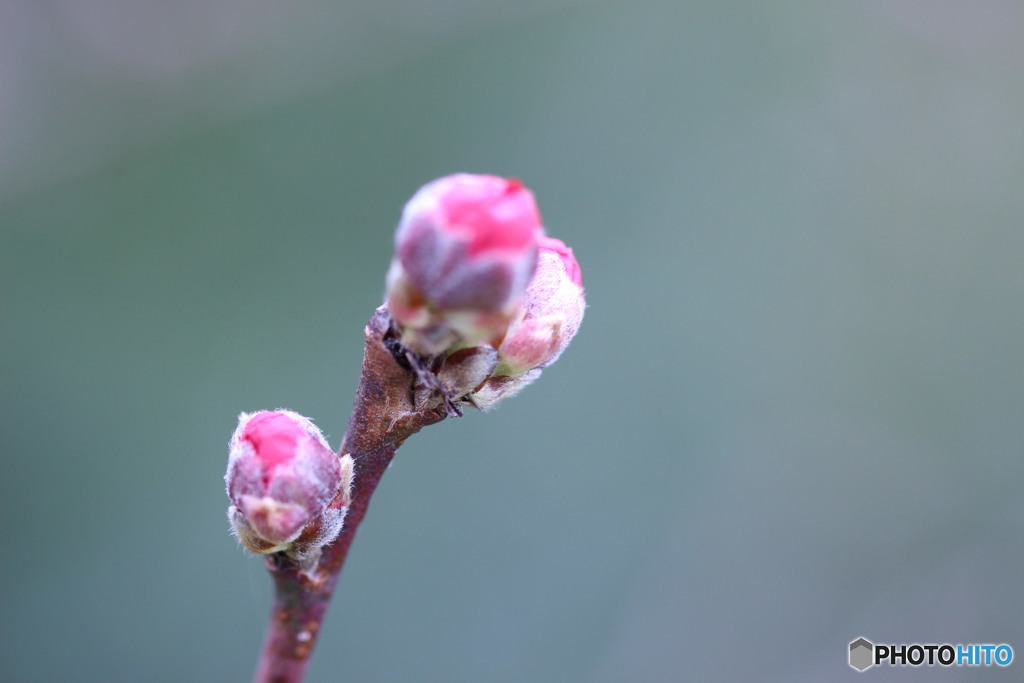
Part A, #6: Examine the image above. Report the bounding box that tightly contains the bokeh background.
[3,2,1023,681]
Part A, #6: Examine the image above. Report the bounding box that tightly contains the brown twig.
[253,308,448,683]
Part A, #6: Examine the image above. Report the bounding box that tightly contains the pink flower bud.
[385,174,545,355]
[226,410,352,562]
[493,236,585,375]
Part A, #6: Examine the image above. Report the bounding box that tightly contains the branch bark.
[253,308,448,683]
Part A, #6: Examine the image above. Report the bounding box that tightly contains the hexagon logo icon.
[849,637,874,672]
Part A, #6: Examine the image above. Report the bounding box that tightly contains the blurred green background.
[2,2,1023,681]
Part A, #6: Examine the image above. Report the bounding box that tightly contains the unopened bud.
[469,237,584,409]
[495,237,585,375]
[385,173,545,355]
[226,410,353,565]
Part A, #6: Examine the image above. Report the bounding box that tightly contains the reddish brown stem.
[253,309,448,683]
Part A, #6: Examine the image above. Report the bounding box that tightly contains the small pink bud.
[226,410,352,563]
[385,174,545,355]
[465,237,584,410]
[494,236,585,375]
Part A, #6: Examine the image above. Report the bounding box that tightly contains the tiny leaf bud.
[468,369,542,411]
[436,346,499,401]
